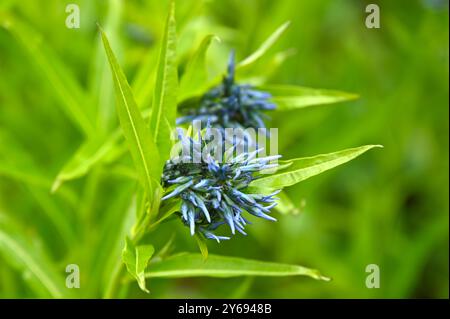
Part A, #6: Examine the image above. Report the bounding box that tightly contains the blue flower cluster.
[161,131,280,242]
[177,51,276,129]
[162,50,281,241]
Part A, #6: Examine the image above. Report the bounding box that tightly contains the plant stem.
[104,266,125,299]
[103,214,155,299]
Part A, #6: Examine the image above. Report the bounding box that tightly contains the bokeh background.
[0,0,448,298]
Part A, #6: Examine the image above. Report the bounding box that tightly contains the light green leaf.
[122,237,154,293]
[132,49,158,109]
[259,84,359,110]
[99,189,138,298]
[88,0,123,132]
[49,109,153,188]
[0,215,69,298]
[238,49,297,85]
[194,234,209,261]
[179,34,218,101]
[0,164,76,245]
[251,145,383,189]
[0,132,77,243]
[155,198,181,223]
[1,15,94,136]
[153,235,176,261]
[237,21,291,69]
[149,0,178,164]
[100,28,160,199]
[56,0,123,192]
[145,253,329,281]
[51,132,120,192]
[275,191,302,215]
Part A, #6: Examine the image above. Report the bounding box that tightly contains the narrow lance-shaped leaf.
[122,237,154,293]
[0,132,77,243]
[132,48,158,109]
[238,49,297,85]
[51,132,120,193]
[0,164,78,245]
[0,215,70,298]
[144,253,330,281]
[259,84,359,110]
[251,145,383,189]
[237,21,291,69]
[49,109,153,190]
[194,234,209,261]
[100,28,160,198]
[100,189,138,298]
[203,21,291,92]
[179,34,218,101]
[275,191,302,215]
[149,0,178,165]
[89,0,123,132]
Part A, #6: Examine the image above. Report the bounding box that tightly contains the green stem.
[104,197,178,298]
[103,214,156,299]
[104,262,126,299]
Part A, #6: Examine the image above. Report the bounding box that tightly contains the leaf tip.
[369,144,384,150]
[96,22,104,33]
[1,19,11,30]
[169,0,176,15]
[310,270,331,282]
[50,178,61,194]
[139,283,150,294]
[346,92,360,100]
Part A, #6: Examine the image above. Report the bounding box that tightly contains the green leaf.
[122,237,155,293]
[149,0,178,164]
[275,191,302,215]
[0,167,76,246]
[49,109,153,189]
[132,49,158,109]
[251,145,383,189]
[51,132,120,192]
[100,28,160,199]
[259,84,359,110]
[194,234,209,261]
[99,190,138,298]
[145,253,329,281]
[0,215,69,298]
[88,0,123,132]
[179,34,218,101]
[237,21,291,69]
[0,132,77,243]
[155,198,181,223]
[1,15,94,136]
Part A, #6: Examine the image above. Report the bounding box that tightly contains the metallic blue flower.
[161,132,280,242]
[177,51,276,130]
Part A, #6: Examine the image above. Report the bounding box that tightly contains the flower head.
[161,129,280,242]
[177,51,276,129]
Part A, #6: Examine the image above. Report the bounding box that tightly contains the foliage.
[0,0,447,298]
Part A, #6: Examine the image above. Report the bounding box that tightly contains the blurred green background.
[0,0,448,298]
